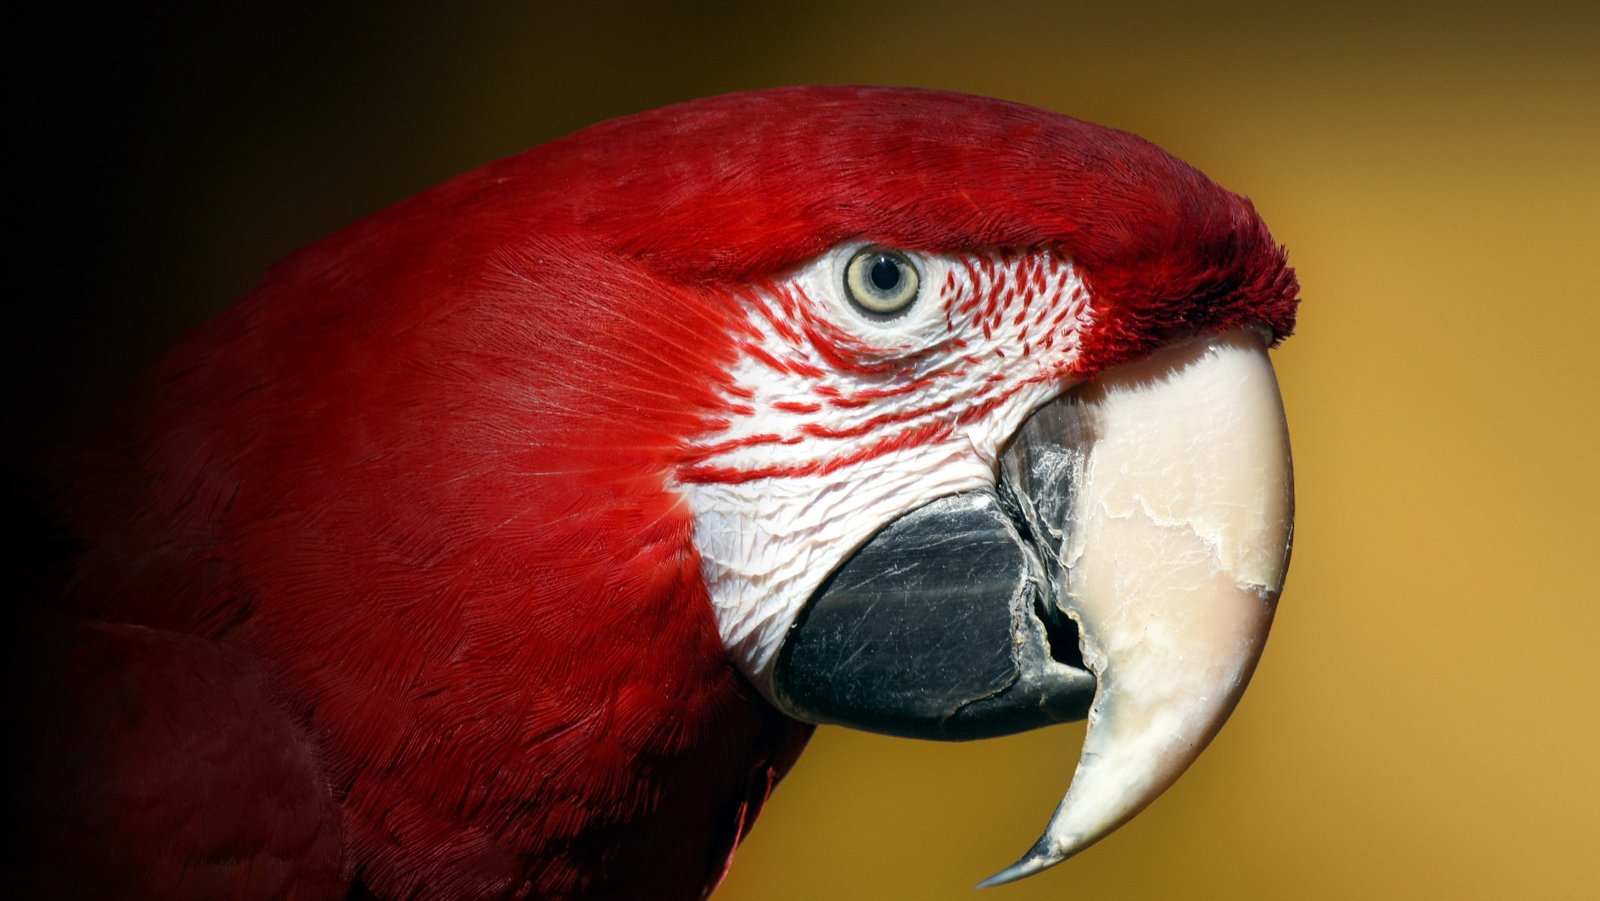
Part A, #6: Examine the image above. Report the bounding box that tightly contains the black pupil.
[869,256,903,293]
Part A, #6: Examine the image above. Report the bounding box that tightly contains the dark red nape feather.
[25,86,1296,900]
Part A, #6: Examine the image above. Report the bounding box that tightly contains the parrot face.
[676,240,1293,880]
[30,85,1299,897]
[681,245,1093,682]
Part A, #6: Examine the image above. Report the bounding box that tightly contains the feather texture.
[19,86,1296,899]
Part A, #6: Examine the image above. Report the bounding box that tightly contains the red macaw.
[13,86,1298,899]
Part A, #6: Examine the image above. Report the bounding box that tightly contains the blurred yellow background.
[21,3,1597,899]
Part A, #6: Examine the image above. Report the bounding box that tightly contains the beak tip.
[976,838,1068,889]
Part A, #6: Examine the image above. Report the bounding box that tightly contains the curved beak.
[770,329,1293,882]
[983,328,1293,883]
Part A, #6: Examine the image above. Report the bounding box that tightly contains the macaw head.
[534,86,1298,880]
[86,85,1297,891]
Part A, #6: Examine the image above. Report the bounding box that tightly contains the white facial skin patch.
[675,246,1091,695]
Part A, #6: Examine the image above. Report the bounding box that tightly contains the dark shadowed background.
[16,3,1597,899]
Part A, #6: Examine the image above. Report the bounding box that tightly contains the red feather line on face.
[678,246,1091,487]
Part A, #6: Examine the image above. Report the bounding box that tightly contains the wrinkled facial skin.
[680,247,1093,686]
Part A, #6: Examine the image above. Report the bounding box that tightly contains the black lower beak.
[770,488,1093,740]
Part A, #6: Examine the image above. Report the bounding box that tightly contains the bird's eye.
[843,248,921,318]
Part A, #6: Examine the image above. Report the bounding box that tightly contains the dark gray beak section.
[770,486,1094,740]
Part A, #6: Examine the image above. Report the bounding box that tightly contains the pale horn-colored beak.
[985,328,1294,885]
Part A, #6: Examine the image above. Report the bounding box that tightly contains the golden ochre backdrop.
[20,4,1597,899]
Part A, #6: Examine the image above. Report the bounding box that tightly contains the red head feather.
[49,86,1296,899]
